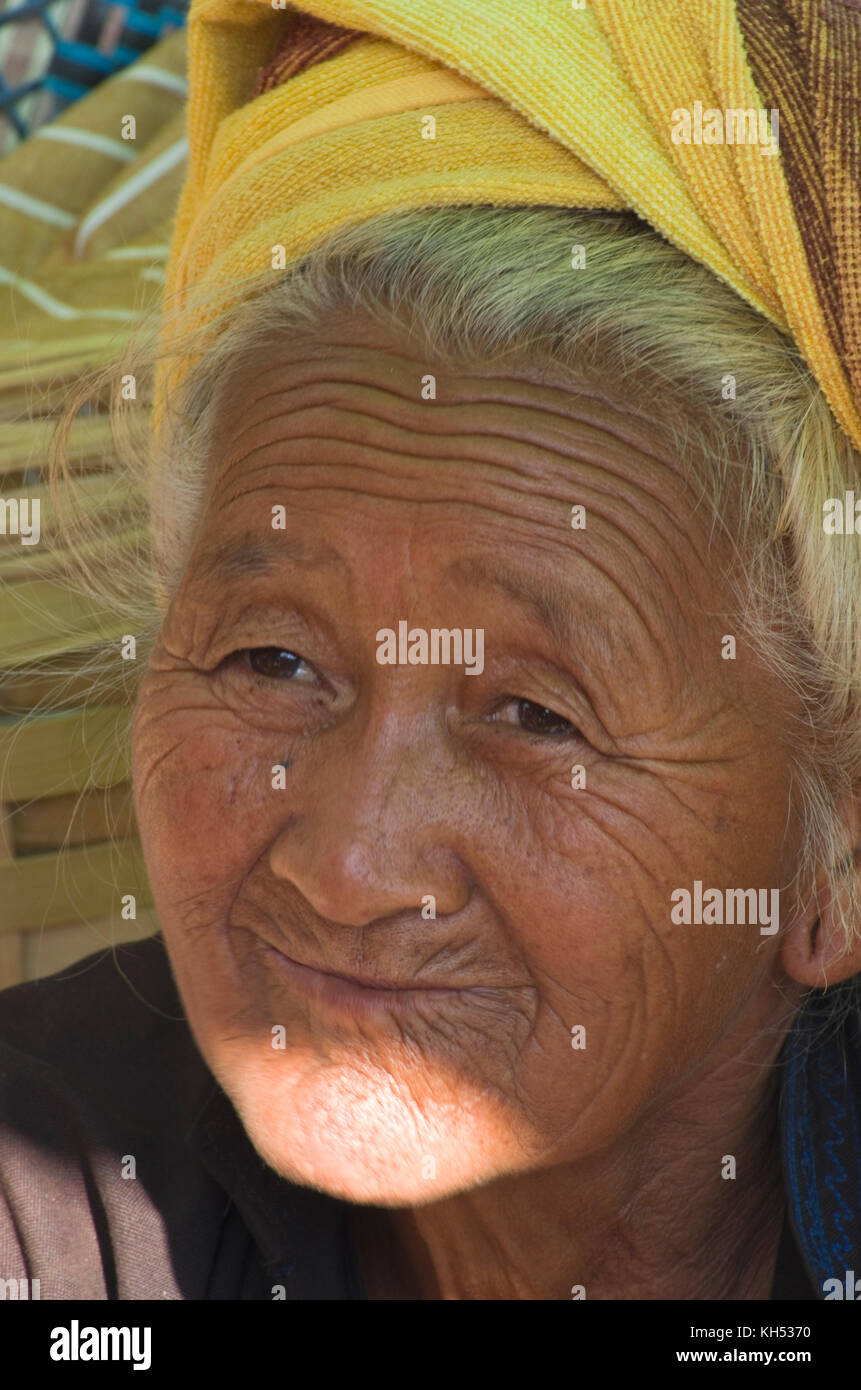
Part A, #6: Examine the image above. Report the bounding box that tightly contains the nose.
[267,702,472,928]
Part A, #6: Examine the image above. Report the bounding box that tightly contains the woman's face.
[133,316,805,1204]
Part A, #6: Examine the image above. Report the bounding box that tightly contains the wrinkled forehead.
[157,314,762,738]
[198,311,738,538]
[168,317,751,677]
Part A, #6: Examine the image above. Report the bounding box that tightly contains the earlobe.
[781,873,861,988]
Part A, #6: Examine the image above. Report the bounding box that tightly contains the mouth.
[257,940,466,1021]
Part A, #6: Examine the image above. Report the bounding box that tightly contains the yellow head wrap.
[156,0,861,456]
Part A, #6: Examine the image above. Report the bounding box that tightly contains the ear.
[781,843,861,988]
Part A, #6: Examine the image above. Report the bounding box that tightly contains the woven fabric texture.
[155,0,861,460]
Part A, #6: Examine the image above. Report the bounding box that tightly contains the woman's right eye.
[223,647,316,682]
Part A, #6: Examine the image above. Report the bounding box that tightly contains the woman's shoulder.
[0,935,224,1298]
[0,935,362,1300]
[0,933,212,1141]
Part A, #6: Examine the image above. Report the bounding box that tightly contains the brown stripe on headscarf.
[251,11,364,100]
[737,0,861,402]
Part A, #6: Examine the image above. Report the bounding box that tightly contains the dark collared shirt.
[0,934,856,1299]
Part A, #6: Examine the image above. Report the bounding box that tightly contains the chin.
[214,1043,520,1206]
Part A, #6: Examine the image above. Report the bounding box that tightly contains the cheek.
[131,679,285,928]
[499,756,787,1108]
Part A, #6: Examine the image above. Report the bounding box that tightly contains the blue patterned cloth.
[0,0,189,151]
[782,982,861,1297]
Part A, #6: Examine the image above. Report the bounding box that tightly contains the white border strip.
[105,245,169,261]
[0,185,75,228]
[116,65,189,97]
[73,137,188,260]
[34,127,135,162]
[0,265,140,321]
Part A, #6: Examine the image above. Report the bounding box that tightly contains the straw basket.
[0,24,189,984]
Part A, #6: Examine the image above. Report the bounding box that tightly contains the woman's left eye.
[497,697,581,738]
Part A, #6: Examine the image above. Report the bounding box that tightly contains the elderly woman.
[1,0,861,1303]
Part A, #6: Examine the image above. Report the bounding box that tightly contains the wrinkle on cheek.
[528,772,684,923]
[133,690,277,920]
[545,930,701,1143]
[135,684,254,794]
[132,733,189,808]
[166,893,231,943]
[642,915,685,1032]
[563,752,785,904]
[518,767,768,1076]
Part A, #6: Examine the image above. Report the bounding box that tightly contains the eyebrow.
[448,555,630,671]
[189,535,630,671]
[190,533,346,586]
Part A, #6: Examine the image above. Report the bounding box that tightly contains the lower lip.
[260,943,464,1020]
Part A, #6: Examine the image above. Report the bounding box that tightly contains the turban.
[157,0,861,456]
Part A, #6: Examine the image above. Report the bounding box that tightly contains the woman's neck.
[351,1027,788,1300]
